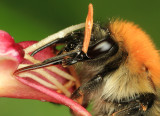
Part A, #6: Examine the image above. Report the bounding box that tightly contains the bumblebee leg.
[111,93,155,116]
[71,74,103,99]
[111,103,142,116]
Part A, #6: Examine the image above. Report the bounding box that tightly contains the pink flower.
[0,30,91,116]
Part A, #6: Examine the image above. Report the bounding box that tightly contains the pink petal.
[0,30,91,116]
[0,32,55,101]
[0,30,24,63]
[0,57,56,102]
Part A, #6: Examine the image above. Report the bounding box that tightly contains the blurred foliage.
[0,0,160,116]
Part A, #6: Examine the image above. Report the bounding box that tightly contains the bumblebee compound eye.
[87,35,118,59]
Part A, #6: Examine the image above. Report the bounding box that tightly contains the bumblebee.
[15,4,160,116]
[15,20,160,116]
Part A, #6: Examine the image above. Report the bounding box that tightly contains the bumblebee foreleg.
[71,74,103,101]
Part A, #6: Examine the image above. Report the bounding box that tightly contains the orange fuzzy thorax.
[110,20,160,86]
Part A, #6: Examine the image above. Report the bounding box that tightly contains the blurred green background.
[0,0,160,116]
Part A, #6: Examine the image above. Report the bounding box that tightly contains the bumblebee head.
[77,20,160,92]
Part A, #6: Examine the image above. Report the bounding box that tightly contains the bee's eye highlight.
[87,35,116,59]
[94,41,111,52]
